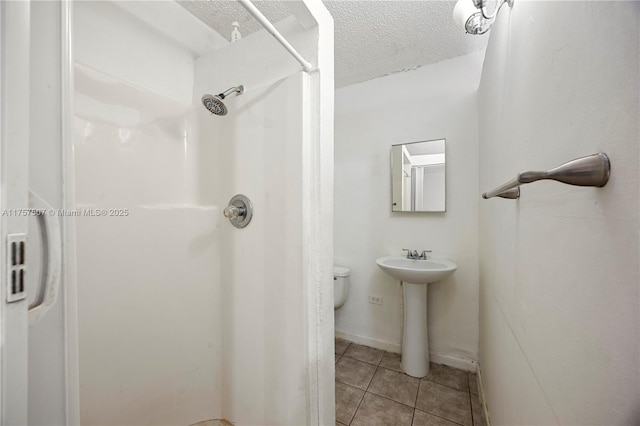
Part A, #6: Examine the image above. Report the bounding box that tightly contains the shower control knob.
[223,194,253,229]
[223,205,243,219]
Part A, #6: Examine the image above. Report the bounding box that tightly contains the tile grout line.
[416,409,468,426]
[348,385,365,425]
[422,378,472,392]
[416,376,470,426]
[337,341,357,425]
[341,354,381,366]
[365,388,418,411]
[364,355,422,410]
[363,360,425,422]
[341,344,385,367]
[338,342,473,426]
[350,351,465,424]
[467,374,474,426]
[350,353,386,425]
[363,356,383,394]
[348,372,369,425]
[412,378,421,425]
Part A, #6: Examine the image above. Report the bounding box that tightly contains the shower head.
[202,95,227,116]
[201,85,244,116]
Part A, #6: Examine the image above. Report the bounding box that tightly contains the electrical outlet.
[369,295,383,305]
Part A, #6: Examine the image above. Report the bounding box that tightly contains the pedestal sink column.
[402,282,429,378]
[375,256,457,378]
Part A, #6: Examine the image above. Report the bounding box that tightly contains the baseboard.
[335,329,401,353]
[476,365,491,426]
[335,330,479,373]
[429,353,478,372]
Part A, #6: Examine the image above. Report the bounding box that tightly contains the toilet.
[334,266,350,309]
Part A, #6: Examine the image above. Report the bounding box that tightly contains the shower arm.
[218,86,244,99]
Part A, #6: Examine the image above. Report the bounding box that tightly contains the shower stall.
[0,1,334,425]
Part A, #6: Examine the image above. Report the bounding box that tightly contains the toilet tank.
[333,266,350,309]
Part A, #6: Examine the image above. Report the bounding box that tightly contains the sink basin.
[376,256,457,284]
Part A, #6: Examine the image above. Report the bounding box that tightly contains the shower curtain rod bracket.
[236,0,316,73]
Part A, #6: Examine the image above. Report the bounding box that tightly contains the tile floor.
[335,339,486,426]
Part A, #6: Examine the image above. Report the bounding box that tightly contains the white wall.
[334,51,483,368]
[74,1,196,104]
[478,2,639,424]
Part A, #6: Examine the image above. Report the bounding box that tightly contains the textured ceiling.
[178,1,488,88]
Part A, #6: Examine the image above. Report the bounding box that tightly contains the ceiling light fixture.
[453,0,514,35]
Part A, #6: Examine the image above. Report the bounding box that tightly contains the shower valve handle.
[224,205,245,219]
[223,194,253,229]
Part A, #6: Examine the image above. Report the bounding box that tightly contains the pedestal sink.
[376,256,457,378]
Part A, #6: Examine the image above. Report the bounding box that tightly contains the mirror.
[391,139,446,212]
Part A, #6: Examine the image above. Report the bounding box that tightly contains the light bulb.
[452,0,479,29]
[453,0,492,35]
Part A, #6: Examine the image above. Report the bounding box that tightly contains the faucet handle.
[420,250,432,259]
[224,205,245,219]
[402,248,412,258]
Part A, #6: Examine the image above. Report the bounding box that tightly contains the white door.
[1,1,32,424]
[1,2,67,424]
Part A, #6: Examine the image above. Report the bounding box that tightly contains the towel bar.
[482,153,610,200]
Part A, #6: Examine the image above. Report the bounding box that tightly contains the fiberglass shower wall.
[73,2,223,424]
[71,1,332,425]
[193,15,316,425]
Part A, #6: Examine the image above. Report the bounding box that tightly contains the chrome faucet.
[402,249,432,260]
[402,249,418,259]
